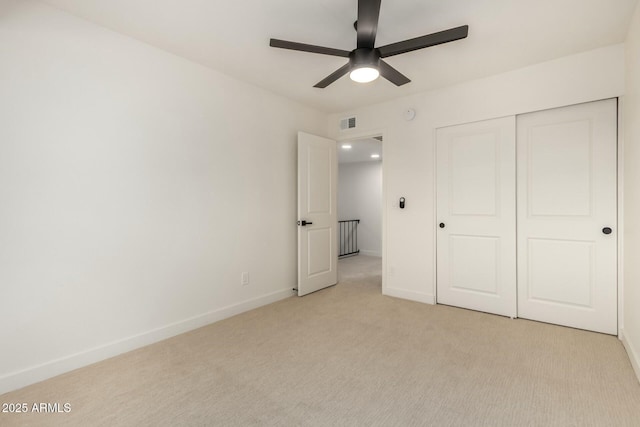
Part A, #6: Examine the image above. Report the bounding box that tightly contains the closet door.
[517,99,617,335]
[436,117,517,317]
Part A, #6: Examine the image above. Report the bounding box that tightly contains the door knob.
[439,223,445,228]
[297,220,313,226]
[602,227,612,235]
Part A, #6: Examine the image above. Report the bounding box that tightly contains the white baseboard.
[0,288,293,395]
[620,328,640,384]
[359,250,382,257]
[383,287,435,305]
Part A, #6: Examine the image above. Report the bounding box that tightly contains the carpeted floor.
[1,255,639,426]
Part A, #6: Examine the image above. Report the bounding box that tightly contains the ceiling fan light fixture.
[269,0,468,89]
[349,66,380,83]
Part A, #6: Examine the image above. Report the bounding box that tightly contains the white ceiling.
[42,0,638,113]
[338,138,382,164]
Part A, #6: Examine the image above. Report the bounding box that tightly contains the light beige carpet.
[2,255,639,426]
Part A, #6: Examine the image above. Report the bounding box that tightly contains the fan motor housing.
[349,48,381,70]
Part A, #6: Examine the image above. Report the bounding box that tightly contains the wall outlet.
[241,272,249,286]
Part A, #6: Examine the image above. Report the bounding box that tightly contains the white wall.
[0,0,327,393]
[623,2,640,381]
[329,44,625,305]
[338,161,382,257]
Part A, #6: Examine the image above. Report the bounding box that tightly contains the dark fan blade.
[357,0,381,48]
[378,25,469,58]
[378,60,410,86]
[314,63,351,88]
[270,39,350,57]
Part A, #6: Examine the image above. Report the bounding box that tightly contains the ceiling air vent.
[340,116,356,131]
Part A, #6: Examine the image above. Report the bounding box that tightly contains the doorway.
[337,136,383,287]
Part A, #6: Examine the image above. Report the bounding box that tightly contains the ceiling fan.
[269,0,469,88]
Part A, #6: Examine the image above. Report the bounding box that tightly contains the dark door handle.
[602,227,612,235]
[439,223,445,228]
[297,220,313,226]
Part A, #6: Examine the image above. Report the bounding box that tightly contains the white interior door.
[297,132,337,296]
[517,99,617,334]
[436,117,517,317]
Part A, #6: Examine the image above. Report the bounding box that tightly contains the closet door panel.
[436,116,517,317]
[517,99,617,335]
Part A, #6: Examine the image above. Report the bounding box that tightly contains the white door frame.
[336,128,387,293]
[617,97,625,338]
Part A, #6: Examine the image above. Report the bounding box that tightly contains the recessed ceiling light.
[341,144,352,149]
[371,154,380,159]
